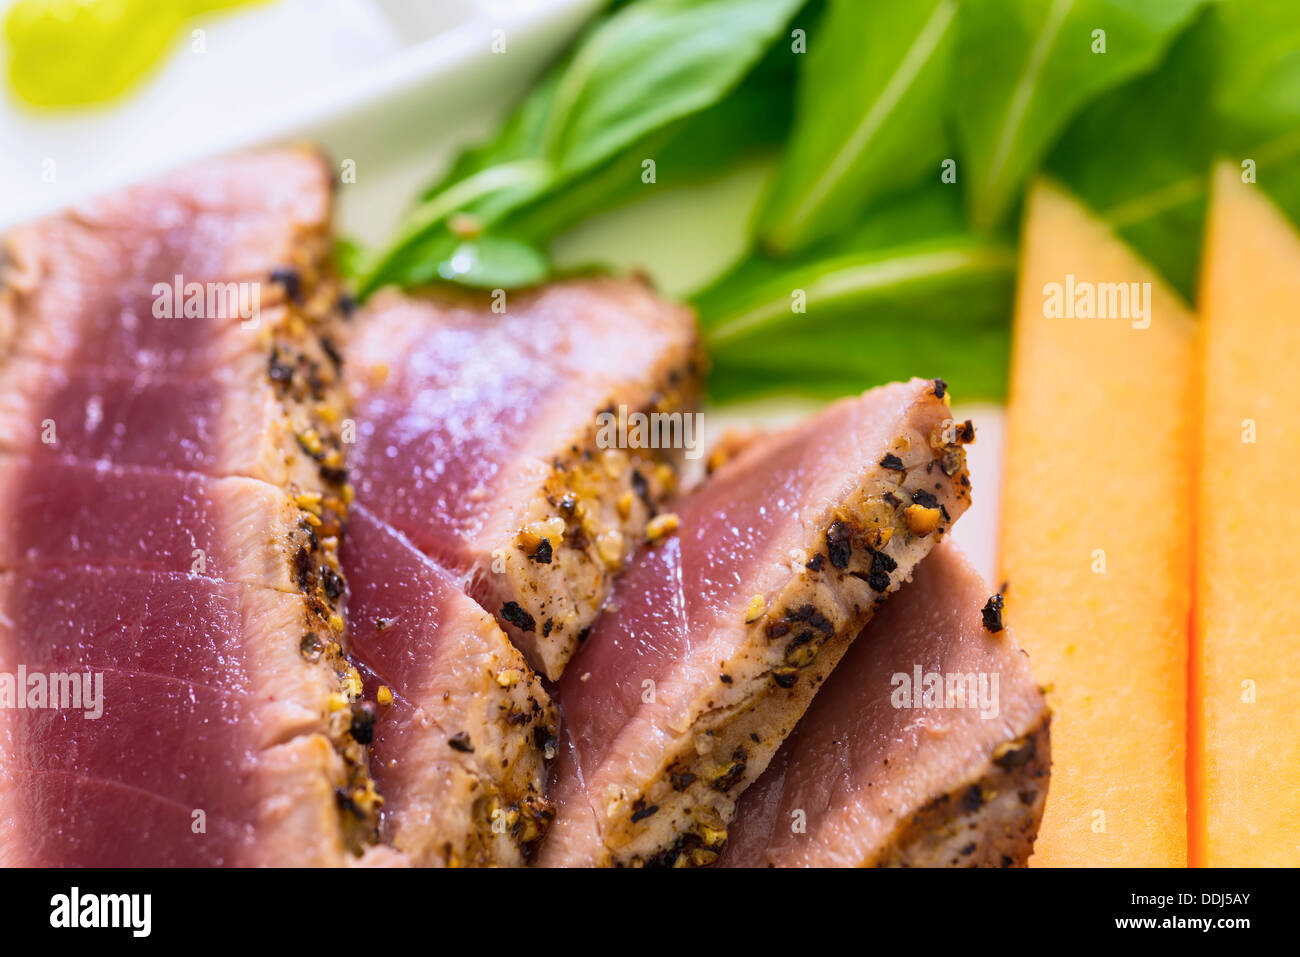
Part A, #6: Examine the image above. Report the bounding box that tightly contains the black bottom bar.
[0,866,1280,941]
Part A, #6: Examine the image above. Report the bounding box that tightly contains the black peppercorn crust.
[345,278,704,682]
[249,153,382,850]
[542,380,974,868]
[614,384,973,866]
[872,718,1051,867]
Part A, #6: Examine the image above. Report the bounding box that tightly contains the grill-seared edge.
[0,146,1048,869]
[0,148,373,864]
[539,379,973,866]
[344,280,702,680]
[343,506,556,866]
[717,542,1050,867]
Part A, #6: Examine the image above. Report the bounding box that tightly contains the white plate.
[0,0,601,233]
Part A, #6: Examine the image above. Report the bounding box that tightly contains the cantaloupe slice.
[999,181,1194,866]
[1193,164,1300,867]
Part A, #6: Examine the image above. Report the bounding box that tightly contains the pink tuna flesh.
[343,506,555,866]
[541,379,971,865]
[0,148,353,865]
[717,542,1049,867]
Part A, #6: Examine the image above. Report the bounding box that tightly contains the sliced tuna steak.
[0,148,372,865]
[346,279,701,679]
[0,148,331,369]
[343,507,556,866]
[0,566,347,866]
[716,542,1050,867]
[0,455,333,591]
[0,312,339,488]
[539,378,973,866]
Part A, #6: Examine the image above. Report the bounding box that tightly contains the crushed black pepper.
[826,521,853,569]
[268,348,294,384]
[981,594,1005,633]
[765,620,791,640]
[866,549,898,592]
[300,632,323,662]
[501,601,536,632]
[772,667,798,688]
[911,488,940,509]
[710,747,748,792]
[269,266,302,303]
[350,701,378,745]
[321,566,343,601]
[293,545,313,588]
[993,735,1035,770]
[630,803,659,823]
[320,335,343,369]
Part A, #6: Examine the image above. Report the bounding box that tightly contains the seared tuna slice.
[0,317,341,489]
[539,378,973,866]
[0,455,336,591]
[342,507,556,866]
[345,279,701,679]
[0,148,372,864]
[0,566,349,866]
[0,148,332,369]
[717,543,1050,867]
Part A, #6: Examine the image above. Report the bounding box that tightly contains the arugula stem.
[357,159,551,296]
[707,242,1015,346]
[974,0,1074,230]
[768,0,958,251]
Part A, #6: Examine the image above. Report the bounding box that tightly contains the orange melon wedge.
[999,181,1194,866]
[1193,164,1300,867]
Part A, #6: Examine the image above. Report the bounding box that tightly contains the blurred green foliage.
[356,0,1300,405]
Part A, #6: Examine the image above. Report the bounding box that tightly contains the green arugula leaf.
[538,0,804,177]
[334,236,367,284]
[356,158,551,297]
[357,0,804,298]
[759,0,958,254]
[695,186,1015,402]
[417,71,566,205]
[403,235,550,290]
[1212,0,1300,229]
[956,0,1210,232]
[1214,0,1300,132]
[503,54,795,245]
[707,301,1011,404]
